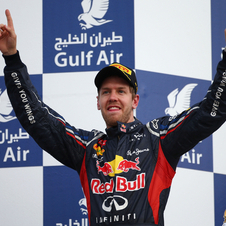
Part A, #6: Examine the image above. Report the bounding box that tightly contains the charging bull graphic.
[96,157,141,176]
[117,157,141,172]
[96,161,113,176]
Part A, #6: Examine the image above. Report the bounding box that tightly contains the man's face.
[97,76,139,129]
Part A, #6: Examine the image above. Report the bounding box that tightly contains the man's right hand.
[0,9,17,56]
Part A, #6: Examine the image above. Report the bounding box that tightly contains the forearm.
[3,52,86,171]
[161,49,226,163]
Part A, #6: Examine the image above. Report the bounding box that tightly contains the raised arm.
[154,29,226,170]
[1,9,89,172]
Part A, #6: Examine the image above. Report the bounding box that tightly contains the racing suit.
[3,50,226,226]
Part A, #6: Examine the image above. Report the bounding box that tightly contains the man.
[1,9,226,226]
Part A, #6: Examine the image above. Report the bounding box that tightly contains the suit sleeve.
[3,51,90,173]
[159,49,226,169]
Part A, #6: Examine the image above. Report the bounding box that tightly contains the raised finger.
[5,9,14,30]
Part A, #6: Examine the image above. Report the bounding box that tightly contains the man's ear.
[132,94,140,110]
[97,96,101,110]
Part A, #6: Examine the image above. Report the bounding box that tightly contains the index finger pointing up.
[5,9,14,30]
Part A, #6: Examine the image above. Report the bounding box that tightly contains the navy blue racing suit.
[3,50,226,226]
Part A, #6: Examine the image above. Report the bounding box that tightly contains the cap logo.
[110,63,132,75]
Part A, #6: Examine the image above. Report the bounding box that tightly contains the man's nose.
[109,91,118,101]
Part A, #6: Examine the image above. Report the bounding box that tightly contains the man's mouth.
[108,106,121,111]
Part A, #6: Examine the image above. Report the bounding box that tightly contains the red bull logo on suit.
[96,155,141,177]
[91,173,145,194]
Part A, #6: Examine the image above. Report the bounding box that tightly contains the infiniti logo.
[102,195,128,212]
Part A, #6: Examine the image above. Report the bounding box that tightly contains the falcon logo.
[79,197,88,215]
[78,0,112,30]
[0,89,16,123]
[165,83,197,116]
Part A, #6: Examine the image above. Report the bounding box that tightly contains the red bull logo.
[91,173,145,194]
[96,160,113,176]
[96,156,141,176]
[120,124,126,133]
[117,157,141,172]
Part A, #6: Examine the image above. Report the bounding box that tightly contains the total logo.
[93,138,107,156]
[96,155,141,177]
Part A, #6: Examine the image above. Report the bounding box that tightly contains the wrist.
[3,50,24,69]
[3,48,17,56]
